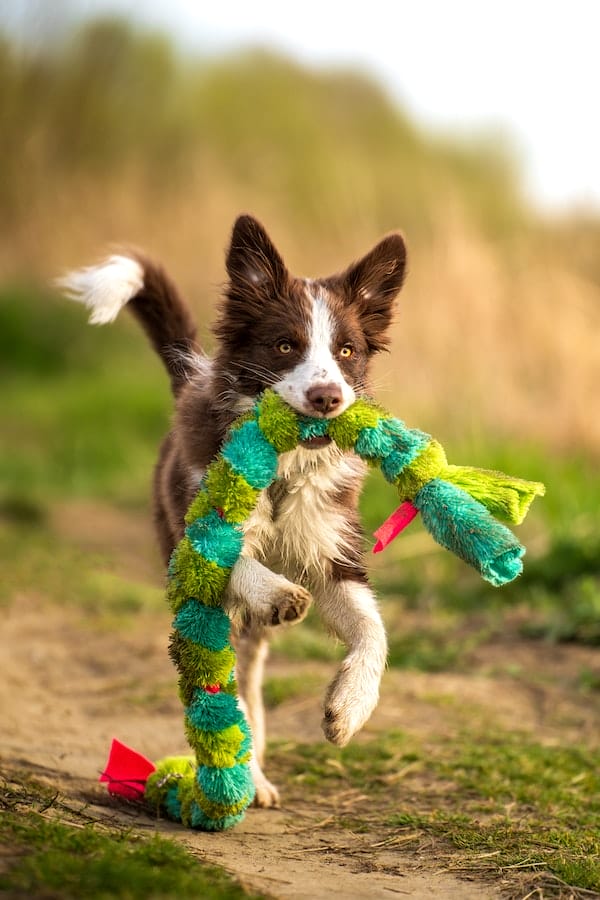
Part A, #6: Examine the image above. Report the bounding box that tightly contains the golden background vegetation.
[2,17,598,454]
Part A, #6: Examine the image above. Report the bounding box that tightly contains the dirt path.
[4,592,600,899]
[2,603,489,898]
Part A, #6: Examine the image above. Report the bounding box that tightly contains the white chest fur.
[241,444,365,582]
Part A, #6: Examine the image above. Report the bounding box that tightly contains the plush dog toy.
[100,390,544,829]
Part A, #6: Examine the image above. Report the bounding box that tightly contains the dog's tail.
[56,254,201,395]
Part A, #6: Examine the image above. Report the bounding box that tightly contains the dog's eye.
[339,344,354,359]
[276,340,293,354]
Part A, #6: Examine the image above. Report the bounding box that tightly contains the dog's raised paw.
[322,702,369,747]
[321,661,381,747]
[322,706,353,747]
[269,583,312,626]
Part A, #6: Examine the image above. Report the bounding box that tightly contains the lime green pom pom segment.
[442,465,545,525]
[205,458,259,523]
[258,390,299,451]
[146,388,544,831]
[167,543,228,611]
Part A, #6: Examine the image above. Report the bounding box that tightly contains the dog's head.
[214,215,407,419]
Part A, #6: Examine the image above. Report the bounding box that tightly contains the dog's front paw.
[269,582,312,626]
[226,559,312,630]
[321,661,381,747]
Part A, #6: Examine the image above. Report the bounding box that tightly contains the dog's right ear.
[226,215,288,296]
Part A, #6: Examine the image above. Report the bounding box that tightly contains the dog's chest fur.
[240,444,366,582]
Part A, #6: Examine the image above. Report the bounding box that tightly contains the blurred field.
[1,14,600,899]
[1,17,600,451]
[1,14,598,607]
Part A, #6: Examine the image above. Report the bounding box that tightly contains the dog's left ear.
[343,233,407,351]
[226,215,288,296]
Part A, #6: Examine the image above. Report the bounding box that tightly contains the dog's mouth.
[300,435,333,449]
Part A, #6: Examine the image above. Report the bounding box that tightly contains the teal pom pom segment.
[355,425,397,459]
[186,509,243,568]
[298,416,331,440]
[355,419,427,464]
[366,419,429,482]
[165,787,183,821]
[198,763,255,806]
[381,445,422,483]
[174,600,231,651]
[415,478,525,586]
[222,420,279,489]
[186,689,244,733]
[481,546,525,587]
[236,717,253,761]
[190,804,246,832]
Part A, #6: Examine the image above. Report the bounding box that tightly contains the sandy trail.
[5,589,600,899]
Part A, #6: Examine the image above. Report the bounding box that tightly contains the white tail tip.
[55,255,144,325]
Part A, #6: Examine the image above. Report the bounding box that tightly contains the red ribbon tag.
[99,738,156,800]
[373,501,419,553]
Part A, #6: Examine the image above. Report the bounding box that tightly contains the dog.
[59,215,407,807]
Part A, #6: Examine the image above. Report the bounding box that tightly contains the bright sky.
[7,0,600,212]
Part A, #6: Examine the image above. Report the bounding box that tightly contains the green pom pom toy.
[101,390,544,830]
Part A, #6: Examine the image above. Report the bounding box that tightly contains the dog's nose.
[305,383,343,414]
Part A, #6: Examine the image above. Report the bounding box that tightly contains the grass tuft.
[270,728,600,896]
[0,774,267,900]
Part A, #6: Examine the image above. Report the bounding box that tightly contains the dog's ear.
[342,233,407,351]
[226,215,288,296]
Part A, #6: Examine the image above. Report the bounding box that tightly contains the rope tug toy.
[100,389,545,830]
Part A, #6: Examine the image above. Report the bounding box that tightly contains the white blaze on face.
[274,284,355,416]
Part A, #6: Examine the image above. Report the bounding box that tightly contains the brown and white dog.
[59,215,407,807]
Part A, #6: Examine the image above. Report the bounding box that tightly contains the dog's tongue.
[300,435,332,449]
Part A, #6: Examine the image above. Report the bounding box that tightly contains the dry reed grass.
[3,166,599,455]
[1,18,598,456]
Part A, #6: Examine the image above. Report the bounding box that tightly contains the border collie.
[59,215,407,806]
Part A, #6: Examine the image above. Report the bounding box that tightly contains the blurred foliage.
[0,283,169,507]
[0,15,598,650]
[2,14,599,454]
[1,277,599,648]
[0,16,525,241]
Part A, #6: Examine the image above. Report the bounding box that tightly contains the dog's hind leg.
[233,628,280,808]
[226,558,312,808]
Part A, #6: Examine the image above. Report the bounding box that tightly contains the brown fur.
[67,215,408,804]
[147,216,406,567]
[128,256,200,394]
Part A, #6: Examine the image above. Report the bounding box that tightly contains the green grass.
[0,515,163,613]
[0,776,266,900]
[386,625,487,671]
[0,284,170,509]
[263,673,323,707]
[274,728,600,895]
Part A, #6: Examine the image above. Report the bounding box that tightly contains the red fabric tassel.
[99,738,156,800]
[373,501,419,553]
